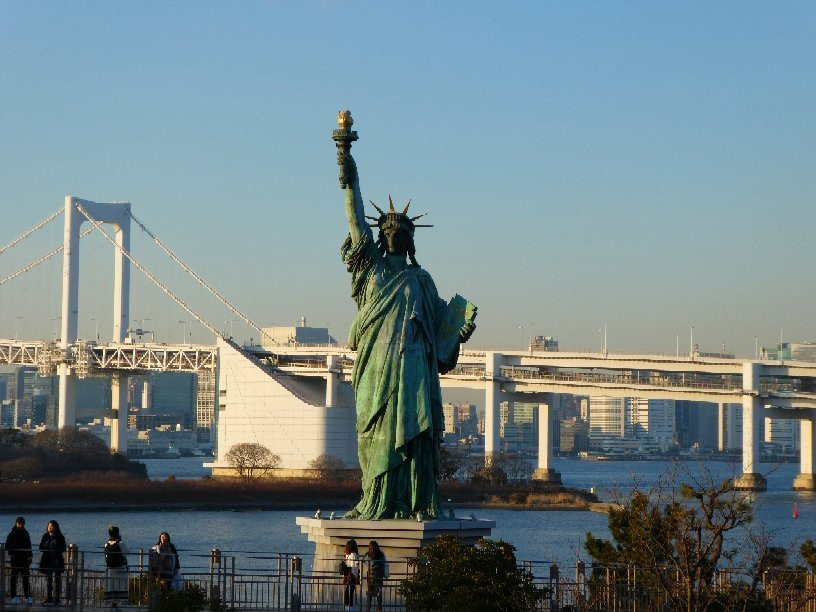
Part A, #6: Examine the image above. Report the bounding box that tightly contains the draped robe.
[342,232,456,519]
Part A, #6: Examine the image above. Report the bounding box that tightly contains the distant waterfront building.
[531,336,559,352]
[764,417,799,453]
[627,398,675,451]
[559,418,589,453]
[442,402,458,434]
[499,401,538,454]
[675,401,717,449]
[588,397,625,447]
[761,342,816,362]
[457,404,478,436]
[589,396,676,452]
[580,398,590,422]
[260,318,336,348]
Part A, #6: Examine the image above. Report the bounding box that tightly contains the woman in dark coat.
[5,516,32,603]
[149,531,180,590]
[39,520,67,605]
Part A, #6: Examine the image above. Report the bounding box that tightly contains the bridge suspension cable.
[127,210,271,342]
[0,226,94,287]
[74,201,223,338]
[0,208,64,256]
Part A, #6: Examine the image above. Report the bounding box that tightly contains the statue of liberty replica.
[333,111,477,520]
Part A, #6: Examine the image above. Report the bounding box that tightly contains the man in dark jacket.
[5,516,33,604]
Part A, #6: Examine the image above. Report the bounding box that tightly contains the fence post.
[67,543,78,611]
[230,555,236,608]
[1,544,6,612]
[209,548,221,602]
[290,556,302,611]
[79,551,86,612]
[147,549,156,611]
[277,554,282,610]
[284,555,290,610]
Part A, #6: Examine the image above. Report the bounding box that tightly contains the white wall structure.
[211,338,357,474]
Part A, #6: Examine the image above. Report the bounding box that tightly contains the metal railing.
[3,546,816,611]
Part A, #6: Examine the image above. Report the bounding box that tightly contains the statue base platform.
[793,473,816,491]
[531,468,562,484]
[296,516,496,575]
[733,472,767,491]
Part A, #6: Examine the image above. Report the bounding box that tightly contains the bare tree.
[584,463,816,611]
[307,454,346,480]
[224,443,280,479]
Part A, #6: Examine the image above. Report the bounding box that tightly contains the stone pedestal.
[793,473,816,491]
[531,468,562,484]
[734,472,767,491]
[296,517,495,576]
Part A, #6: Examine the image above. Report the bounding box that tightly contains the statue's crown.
[366,195,433,234]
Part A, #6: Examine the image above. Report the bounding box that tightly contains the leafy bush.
[401,535,546,612]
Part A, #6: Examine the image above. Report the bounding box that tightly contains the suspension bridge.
[2,197,816,491]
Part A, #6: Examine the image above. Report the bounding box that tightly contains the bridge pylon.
[58,196,131,452]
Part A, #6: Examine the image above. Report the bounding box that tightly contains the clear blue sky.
[1,2,814,355]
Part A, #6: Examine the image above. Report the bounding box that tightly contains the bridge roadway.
[3,339,816,490]
[254,346,816,491]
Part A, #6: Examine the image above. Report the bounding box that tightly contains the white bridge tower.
[58,196,131,452]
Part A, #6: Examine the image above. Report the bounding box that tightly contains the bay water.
[3,458,812,571]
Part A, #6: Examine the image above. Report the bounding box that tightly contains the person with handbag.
[341,539,360,611]
[38,519,67,605]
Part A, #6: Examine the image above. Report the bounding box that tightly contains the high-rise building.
[560,418,589,453]
[588,397,625,446]
[627,398,675,451]
[589,396,676,452]
[442,403,458,434]
[500,401,537,454]
[764,417,799,452]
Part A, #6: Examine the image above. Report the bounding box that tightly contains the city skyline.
[1,2,814,355]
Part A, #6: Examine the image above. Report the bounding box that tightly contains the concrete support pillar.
[726,403,741,450]
[484,352,503,464]
[325,354,339,408]
[142,381,150,410]
[717,403,726,452]
[794,413,816,490]
[532,399,561,484]
[110,373,128,454]
[58,197,80,429]
[734,362,766,491]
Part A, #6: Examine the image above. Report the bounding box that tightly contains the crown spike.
[402,199,412,214]
[388,195,396,213]
[410,212,428,221]
[369,200,386,216]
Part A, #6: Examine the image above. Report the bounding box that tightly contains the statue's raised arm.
[333,110,368,245]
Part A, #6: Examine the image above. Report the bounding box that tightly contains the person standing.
[104,525,129,603]
[38,519,67,605]
[149,531,180,591]
[342,539,360,611]
[365,541,389,612]
[5,516,33,605]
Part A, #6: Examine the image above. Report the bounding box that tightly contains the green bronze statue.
[333,111,476,520]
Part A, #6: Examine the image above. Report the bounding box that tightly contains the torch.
[332,109,358,189]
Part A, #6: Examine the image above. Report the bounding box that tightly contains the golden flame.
[337,110,354,129]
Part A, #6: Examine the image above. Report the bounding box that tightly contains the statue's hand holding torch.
[332,110,358,189]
